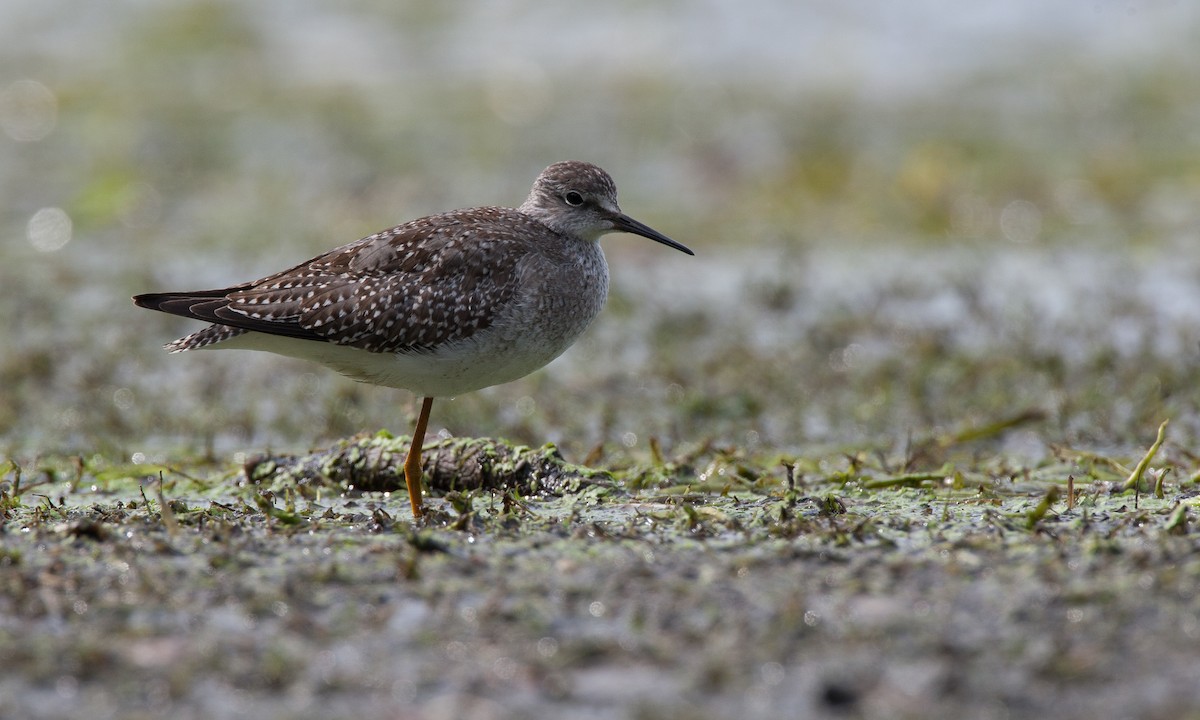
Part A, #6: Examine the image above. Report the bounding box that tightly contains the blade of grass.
[1122,420,1168,493]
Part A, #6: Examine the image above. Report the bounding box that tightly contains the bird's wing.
[134,207,537,354]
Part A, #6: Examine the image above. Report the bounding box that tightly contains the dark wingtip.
[132,293,159,310]
[133,292,193,314]
[133,288,240,318]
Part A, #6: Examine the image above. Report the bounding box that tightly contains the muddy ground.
[3,433,1200,719]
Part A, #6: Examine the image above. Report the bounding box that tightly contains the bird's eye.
[563,191,584,207]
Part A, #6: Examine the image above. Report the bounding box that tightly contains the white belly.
[213,327,576,397]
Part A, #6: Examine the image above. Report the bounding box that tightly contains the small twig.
[782,461,796,492]
[156,471,179,538]
[781,461,800,507]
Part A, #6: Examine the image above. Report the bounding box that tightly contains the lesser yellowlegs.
[134,161,693,517]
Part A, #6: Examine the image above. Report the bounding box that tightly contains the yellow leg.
[404,396,434,518]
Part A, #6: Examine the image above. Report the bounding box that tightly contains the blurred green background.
[3,1,1199,465]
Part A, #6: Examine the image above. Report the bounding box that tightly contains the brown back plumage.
[133,207,546,354]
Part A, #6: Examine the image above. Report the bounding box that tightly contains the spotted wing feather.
[134,207,536,355]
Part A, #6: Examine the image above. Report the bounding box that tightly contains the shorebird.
[133,161,693,518]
